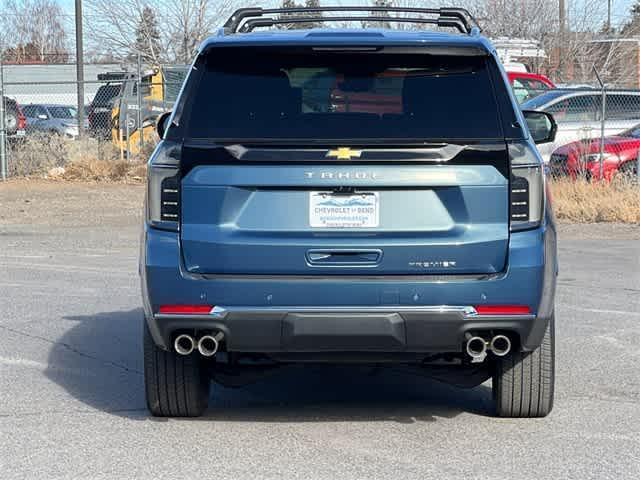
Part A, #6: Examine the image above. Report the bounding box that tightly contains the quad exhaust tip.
[489,334,512,357]
[466,336,487,363]
[197,332,225,357]
[174,334,195,356]
[174,332,225,356]
[465,334,513,362]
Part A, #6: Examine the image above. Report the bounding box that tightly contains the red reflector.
[475,305,531,315]
[158,305,213,315]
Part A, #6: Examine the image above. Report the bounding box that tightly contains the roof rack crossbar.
[224,6,480,34]
[239,15,467,34]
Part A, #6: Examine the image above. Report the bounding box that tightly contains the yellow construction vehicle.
[108,65,188,156]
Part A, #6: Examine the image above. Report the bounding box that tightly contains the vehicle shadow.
[49,308,495,423]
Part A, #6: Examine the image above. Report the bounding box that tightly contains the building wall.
[1,63,126,106]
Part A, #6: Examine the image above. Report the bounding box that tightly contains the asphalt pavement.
[0,184,639,479]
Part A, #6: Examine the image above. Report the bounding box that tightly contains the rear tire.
[492,314,555,418]
[143,321,210,417]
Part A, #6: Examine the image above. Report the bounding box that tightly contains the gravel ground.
[0,180,639,479]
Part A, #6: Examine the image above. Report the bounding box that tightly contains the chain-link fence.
[0,59,187,178]
[528,85,640,184]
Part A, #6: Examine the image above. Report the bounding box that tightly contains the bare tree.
[364,0,483,31]
[477,0,558,39]
[0,0,68,63]
[85,0,155,63]
[364,0,393,29]
[85,0,238,64]
[544,0,623,84]
[165,0,236,62]
[413,0,617,85]
[278,0,324,30]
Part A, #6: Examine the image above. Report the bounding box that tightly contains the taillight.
[159,305,213,314]
[17,106,26,130]
[147,142,181,231]
[508,142,544,231]
[159,175,179,221]
[475,305,531,315]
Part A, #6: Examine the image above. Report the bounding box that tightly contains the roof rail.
[239,15,469,34]
[223,6,481,35]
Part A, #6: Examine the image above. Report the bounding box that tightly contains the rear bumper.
[141,223,557,354]
[152,305,536,353]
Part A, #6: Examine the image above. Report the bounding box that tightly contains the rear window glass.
[512,78,550,104]
[185,47,503,141]
[48,106,77,119]
[92,85,122,106]
[23,105,37,117]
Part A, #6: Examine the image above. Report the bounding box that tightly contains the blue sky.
[56,0,638,29]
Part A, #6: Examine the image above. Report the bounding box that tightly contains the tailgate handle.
[306,249,382,266]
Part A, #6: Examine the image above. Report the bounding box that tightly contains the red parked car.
[507,72,555,104]
[549,124,640,181]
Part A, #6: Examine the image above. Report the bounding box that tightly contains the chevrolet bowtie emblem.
[326,147,362,160]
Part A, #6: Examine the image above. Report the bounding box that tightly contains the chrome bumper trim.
[208,305,479,319]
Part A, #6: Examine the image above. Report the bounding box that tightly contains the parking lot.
[0,181,639,479]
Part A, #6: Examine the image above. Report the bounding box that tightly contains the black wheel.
[492,314,555,418]
[143,320,210,417]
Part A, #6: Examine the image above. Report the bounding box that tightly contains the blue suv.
[141,6,558,418]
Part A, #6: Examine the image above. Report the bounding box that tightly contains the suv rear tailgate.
[176,46,514,276]
[180,148,509,275]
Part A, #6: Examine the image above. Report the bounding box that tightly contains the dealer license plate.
[309,192,379,228]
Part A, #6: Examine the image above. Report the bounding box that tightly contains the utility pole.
[137,52,143,153]
[559,0,566,80]
[607,0,612,31]
[0,59,7,181]
[75,0,85,137]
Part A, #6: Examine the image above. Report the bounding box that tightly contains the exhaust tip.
[466,336,487,355]
[174,334,195,355]
[490,335,512,357]
[197,332,224,357]
[466,336,487,361]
